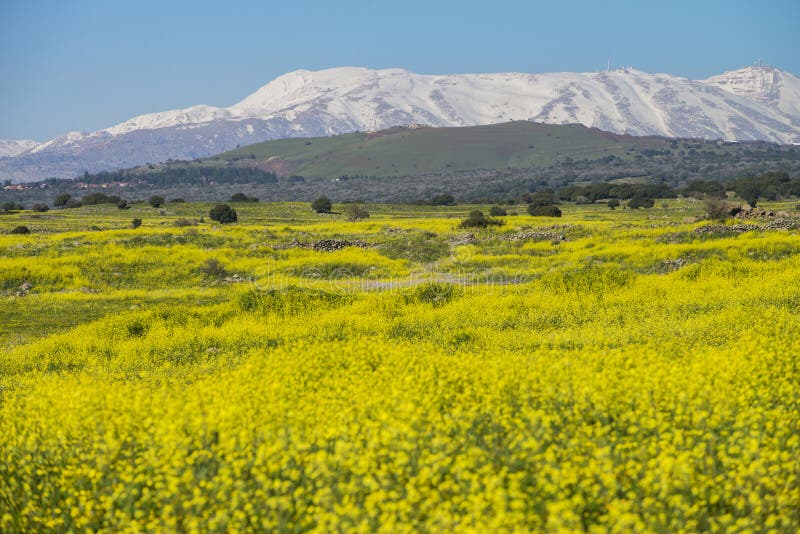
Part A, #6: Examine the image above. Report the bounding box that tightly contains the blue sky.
[1,0,798,140]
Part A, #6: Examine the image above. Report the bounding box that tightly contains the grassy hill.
[5,121,800,204]
[214,121,662,178]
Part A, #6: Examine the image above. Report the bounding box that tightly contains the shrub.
[169,198,186,203]
[460,211,504,229]
[230,193,259,203]
[148,195,165,208]
[627,197,655,209]
[430,194,456,206]
[174,218,197,227]
[117,200,129,210]
[31,203,49,213]
[345,205,370,222]
[10,225,30,234]
[1,202,24,211]
[403,282,461,307]
[703,197,732,221]
[527,204,562,217]
[131,218,142,229]
[199,258,227,277]
[209,204,238,224]
[489,206,507,217]
[311,197,333,213]
[607,199,620,210]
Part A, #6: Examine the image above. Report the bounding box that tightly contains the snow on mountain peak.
[0,139,39,158]
[2,65,799,182]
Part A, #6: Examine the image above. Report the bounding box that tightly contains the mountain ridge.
[2,65,799,182]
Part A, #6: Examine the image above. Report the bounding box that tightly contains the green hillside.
[215,121,661,178]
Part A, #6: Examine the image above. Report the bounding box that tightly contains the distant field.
[1,200,799,531]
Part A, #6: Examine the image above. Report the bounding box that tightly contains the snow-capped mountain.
[2,65,799,182]
[0,139,39,159]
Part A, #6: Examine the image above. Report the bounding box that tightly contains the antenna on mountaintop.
[607,58,611,72]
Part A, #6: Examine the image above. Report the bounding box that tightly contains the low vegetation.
[209,204,238,224]
[0,199,799,531]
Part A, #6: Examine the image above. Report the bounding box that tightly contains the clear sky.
[1,0,798,141]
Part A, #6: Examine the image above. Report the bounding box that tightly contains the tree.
[528,189,559,208]
[459,211,503,229]
[148,195,165,208]
[1,202,24,211]
[54,194,72,208]
[627,197,655,209]
[430,194,456,206]
[345,204,370,222]
[311,197,332,213]
[527,204,562,217]
[209,204,238,224]
[230,193,258,202]
[607,199,620,210]
[489,206,507,217]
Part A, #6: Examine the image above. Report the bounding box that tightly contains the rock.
[449,233,476,245]
[312,239,370,252]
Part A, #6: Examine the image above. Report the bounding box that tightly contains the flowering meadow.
[1,200,798,532]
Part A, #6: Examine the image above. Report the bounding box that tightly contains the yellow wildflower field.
[0,201,798,532]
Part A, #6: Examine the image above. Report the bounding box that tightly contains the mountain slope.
[2,65,799,182]
[215,121,658,178]
[0,139,39,158]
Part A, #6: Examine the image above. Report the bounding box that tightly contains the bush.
[430,194,456,206]
[607,199,620,210]
[230,193,259,203]
[460,211,504,229]
[345,205,370,222]
[1,202,24,211]
[311,197,333,213]
[131,219,142,229]
[31,203,49,213]
[209,204,238,224]
[148,195,165,208]
[117,200,129,210]
[489,206,507,217]
[403,282,461,307]
[527,204,562,217]
[10,225,30,234]
[703,197,732,221]
[199,258,227,277]
[627,197,655,209]
[169,198,186,203]
[174,218,198,227]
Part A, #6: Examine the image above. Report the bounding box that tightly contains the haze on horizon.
[1,0,798,141]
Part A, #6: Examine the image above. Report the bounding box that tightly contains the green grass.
[214,121,659,178]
